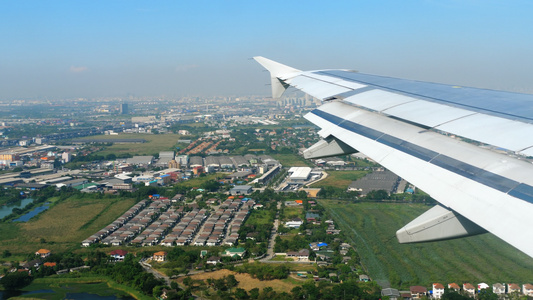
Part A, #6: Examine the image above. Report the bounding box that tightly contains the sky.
[1,0,533,99]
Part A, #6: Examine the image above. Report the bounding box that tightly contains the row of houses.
[196,198,254,247]
[384,283,533,300]
[129,201,182,246]
[159,208,209,247]
[102,199,173,246]
[81,200,149,247]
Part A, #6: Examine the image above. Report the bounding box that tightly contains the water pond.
[0,198,34,219]
[12,202,51,222]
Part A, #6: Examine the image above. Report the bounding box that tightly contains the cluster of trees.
[291,279,380,300]
[92,254,184,297]
[0,251,91,291]
[0,188,25,207]
[274,235,309,253]
[162,248,200,276]
[193,278,381,300]
[0,248,193,299]
[0,271,33,291]
[234,263,289,280]
[206,274,239,291]
[317,186,360,199]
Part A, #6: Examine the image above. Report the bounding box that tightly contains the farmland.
[81,133,184,156]
[319,200,533,288]
[0,195,136,254]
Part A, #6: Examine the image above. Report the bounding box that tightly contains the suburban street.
[261,201,281,262]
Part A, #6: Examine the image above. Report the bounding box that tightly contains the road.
[139,259,171,286]
[260,201,281,262]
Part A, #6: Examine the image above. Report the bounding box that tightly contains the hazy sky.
[1,1,533,99]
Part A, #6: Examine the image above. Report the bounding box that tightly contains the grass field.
[319,200,533,288]
[82,133,183,156]
[0,196,136,254]
[311,170,369,189]
[179,173,225,188]
[271,154,312,167]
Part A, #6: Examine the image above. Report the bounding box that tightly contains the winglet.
[253,56,301,99]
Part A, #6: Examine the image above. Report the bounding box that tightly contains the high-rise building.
[120,103,129,115]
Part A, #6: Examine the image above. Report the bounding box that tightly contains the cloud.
[69,66,88,73]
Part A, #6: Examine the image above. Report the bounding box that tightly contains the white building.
[493,283,505,296]
[432,283,444,299]
[285,218,303,228]
[62,152,72,163]
[288,167,312,183]
[523,284,533,296]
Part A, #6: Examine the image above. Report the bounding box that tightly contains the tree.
[235,288,249,299]
[249,288,260,299]
[442,288,472,300]
[2,250,11,258]
[183,276,193,287]
[106,153,117,160]
[226,274,239,288]
[0,272,33,290]
[477,289,498,300]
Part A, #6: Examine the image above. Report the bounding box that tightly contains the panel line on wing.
[429,112,479,129]
[299,74,362,91]
[508,184,533,203]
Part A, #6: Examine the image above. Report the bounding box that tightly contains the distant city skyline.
[1,1,533,99]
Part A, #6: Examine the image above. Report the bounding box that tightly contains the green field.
[81,133,184,156]
[0,196,136,254]
[179,173,224,187]
[319,200,533,288]
[311,170,369,189]
[271,154,312,167]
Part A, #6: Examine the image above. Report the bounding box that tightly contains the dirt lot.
[181,269,298,293]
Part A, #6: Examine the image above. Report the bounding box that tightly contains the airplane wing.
[254,56,533,258]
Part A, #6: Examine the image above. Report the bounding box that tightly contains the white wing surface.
[254,56,533,258]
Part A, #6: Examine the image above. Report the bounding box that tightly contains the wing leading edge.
[254,56,533,258]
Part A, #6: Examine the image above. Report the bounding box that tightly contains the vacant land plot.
[271,154,311,167]
[179,173,224,188]
[311,170,369,189]
[183,269,298,293]
[83,133,183,156]
[319,200,533,288]
[0,196,136,254]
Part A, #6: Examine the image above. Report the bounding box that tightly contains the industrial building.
[288,167,312,183]
[347,170,400,196]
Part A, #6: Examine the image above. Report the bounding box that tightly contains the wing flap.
[436,113,533,153]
